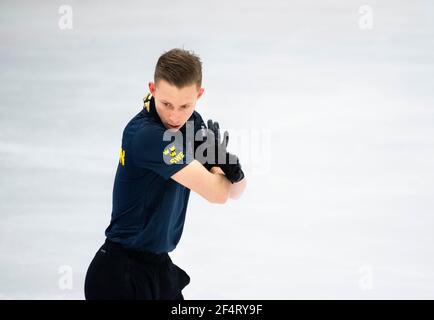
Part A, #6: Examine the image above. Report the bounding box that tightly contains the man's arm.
[171,160,231,204]
[210,166,247,199]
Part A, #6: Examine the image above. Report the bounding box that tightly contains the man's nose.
[169,111,181,124]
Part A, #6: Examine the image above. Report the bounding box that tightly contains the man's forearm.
[210,166,246,200]
[229,177,247,199]
[210,167,231,204]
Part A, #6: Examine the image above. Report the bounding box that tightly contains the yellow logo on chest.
[163,145,184,164]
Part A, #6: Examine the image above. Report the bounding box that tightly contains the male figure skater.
[84,48,246,300]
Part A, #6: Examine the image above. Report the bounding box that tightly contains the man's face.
[149,80,204,131]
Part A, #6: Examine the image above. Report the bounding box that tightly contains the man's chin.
[166,124,182,131]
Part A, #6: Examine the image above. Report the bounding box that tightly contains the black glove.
[206,119,245,183]
[192,113,214,171]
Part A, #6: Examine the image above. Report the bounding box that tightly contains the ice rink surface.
[1,0,433,299]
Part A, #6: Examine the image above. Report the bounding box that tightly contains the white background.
[1,0,433,299]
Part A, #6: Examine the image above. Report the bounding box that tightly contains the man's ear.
[197,87,205,100]
[149,82,156,95]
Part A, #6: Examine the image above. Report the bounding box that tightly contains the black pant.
[84,239,190,300]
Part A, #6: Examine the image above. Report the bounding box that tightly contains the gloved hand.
[206,119,245,184]
[192,114,214,171]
